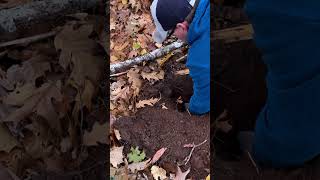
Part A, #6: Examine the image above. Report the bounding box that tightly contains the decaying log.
[110,41,185,75]
[0,0,100,33]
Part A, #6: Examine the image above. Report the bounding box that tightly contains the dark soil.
[214,154,320,180]
[114,108,210,178]
[113,57,210,179]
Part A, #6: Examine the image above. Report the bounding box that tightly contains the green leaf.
[127,146,146,163]
[132,42,141,50]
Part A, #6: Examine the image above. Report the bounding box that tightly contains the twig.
[0,50,7,58]
[110,70,129,77]
[110,41,185,74]
[175,54,187,62]
[78,87,85,153]
[247,151,260,175]
[142,173,149,180]
[0,31,57,48]
[183,139,207,165]
[213,80,237,93]
[186,108,192,116]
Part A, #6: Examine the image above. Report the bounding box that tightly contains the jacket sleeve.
[186,32,210,115]
[186,0,210,115]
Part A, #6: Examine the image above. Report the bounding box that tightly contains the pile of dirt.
[114,107,210,179]
[111,55,210,179]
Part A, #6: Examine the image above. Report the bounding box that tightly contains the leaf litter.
[110,0,209,179]
[0,10,107,179]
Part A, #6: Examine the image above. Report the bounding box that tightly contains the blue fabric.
[245,0,320,167]
[186,0,210,115]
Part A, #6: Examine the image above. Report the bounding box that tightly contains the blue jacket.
[245,0,320,167]
[186,0,210,115]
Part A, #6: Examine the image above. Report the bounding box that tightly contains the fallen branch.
[0,31,57,48]
[0,0,100,32]
[110,41,186,74]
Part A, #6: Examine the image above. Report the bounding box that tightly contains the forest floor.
[109,0,210,179]
[0,1,107,179]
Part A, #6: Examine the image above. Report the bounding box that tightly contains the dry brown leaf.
[2,83,35,106]
[127,68,142,96]
[122,0,128,5]
[60,137,72,153]
[111,86,131,101]
[0,163,20,180]
[151,166,167,180]
[136,97,159,108]
[43,156,65,173]
[176,96,183,104]
[217,120,233,133]
[114,41,130,51]
[157,52,174,66]
[161,103,168,110]
[0,55,51,90]
[54,23,96,54]
[128,158,151,172]
[68,52,103,88]
[23,123,55,159]
[73,79,95,112]
[34,84,63,134]
[151,148,167,164]
[2,82,63,136]
[110,114,117,127]
[141,70,164,82]
[175,69,190,75]
[110,146,124,168]
[174,166,190,180]
[114,129,121,140]
[83,122,107,146]
[0,124,19,153]
[110,55,119,62]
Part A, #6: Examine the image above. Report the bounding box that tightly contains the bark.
[0,0,100,33]
[110,41,185,75]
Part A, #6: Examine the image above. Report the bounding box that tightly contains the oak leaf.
[83,122,107,146]
[141,70,164,82]
[151,166,167,180]
[110,146,124,168]
[136,97,159,108]
[128,158,151,172]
